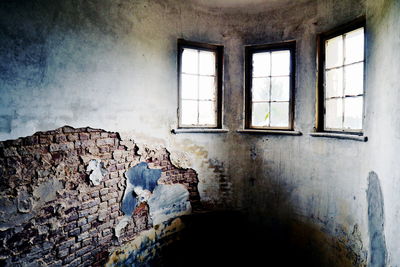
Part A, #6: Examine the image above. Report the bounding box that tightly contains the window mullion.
[268,52,272,127]
[197,51,200,125]
[341,34,346,129]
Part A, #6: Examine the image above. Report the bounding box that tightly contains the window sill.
[309,132,368,142]
[171,128,229,134]
[236,129,302,136]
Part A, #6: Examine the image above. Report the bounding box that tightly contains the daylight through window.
[178,41,222,128]
[245,42,295,130]
[323,27,364,131]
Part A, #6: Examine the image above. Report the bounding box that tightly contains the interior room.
[0,0,399,266]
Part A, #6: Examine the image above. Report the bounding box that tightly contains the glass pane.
[325,98,343,129]
[199,51,216,75]
[181,100,198,125]
[344,96,363,129]
[270,102,289,127]
[199,76,215,100]
[271,77,290,101]
[344,63,363,96]
[182,48,198,74]
[199,101,216,125]
[325,68,343,98]
[181,74,198,100]
[325,35,343,69]
[252,78,269,101]
[253,52,270,77]
[252,103,270,127]
[271,50,290,76]
[345,28,364,64]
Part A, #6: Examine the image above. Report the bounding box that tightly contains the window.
[177,39,223,128]
[317,19,365,133]
[245,41,295,130]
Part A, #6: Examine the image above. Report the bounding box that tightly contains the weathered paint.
[148,184,191,225]
[117,162,191,236]
[107,217,185,267]
[121,162,161,217]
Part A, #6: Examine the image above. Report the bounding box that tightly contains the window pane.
[325,98,343,129]
[252,78,270,101]
[199,76,215,100]
[325,68,343,98]
[271,50,290,76]
[252,102,270,127]
[181,100,198,125]
[270,102,289,127]
[271,77,290,101]
[253,52,270,77]
[199,51,216,75]
[345,28,364,64]
[325,36,343,69]
[199,101,216,125]
[181,74,198,99]
[182,48,198,74]
[344,63,363,96]
[344,96,363,129]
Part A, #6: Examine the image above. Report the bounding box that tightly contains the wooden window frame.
[244,41,296,130]
[177,39,223,129]
[316,18,366,135]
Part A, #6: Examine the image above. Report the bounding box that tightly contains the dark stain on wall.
[367,171,387,267]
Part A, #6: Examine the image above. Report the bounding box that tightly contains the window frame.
[177,39,223,129]
[316,18,366,135]
[244,41,296,131]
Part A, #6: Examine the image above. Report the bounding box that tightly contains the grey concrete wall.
[365,0,400,265]
[1,0,399,264]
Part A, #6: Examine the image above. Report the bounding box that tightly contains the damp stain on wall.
[367,171,387,267]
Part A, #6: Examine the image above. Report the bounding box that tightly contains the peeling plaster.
[32,178,64,205]
[87,159,107,186]
[17,190,32,213]
[115,162,192,237]
[108,217,186,266]
[121,162,161,217]
[148,184,191,225]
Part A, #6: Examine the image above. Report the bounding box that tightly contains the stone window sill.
[171,128,229,134]
[309,132,368,142]
[236,129,302,136]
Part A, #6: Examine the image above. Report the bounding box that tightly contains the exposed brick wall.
[0,126,200,267]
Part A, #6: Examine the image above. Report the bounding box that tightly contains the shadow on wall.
[114,170,369,266]
[138,210,366,267]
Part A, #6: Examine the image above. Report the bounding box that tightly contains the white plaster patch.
[148,184,191,225]
[169,150,191,169]
[134,186,152,202]
[115,215,131,238]
[87,159,107,186]
[17,190,32,213]
[32,178,64,206]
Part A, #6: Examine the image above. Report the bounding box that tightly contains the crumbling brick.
[0,126,201,266]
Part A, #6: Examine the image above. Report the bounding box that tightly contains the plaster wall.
[1,0,399,264]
